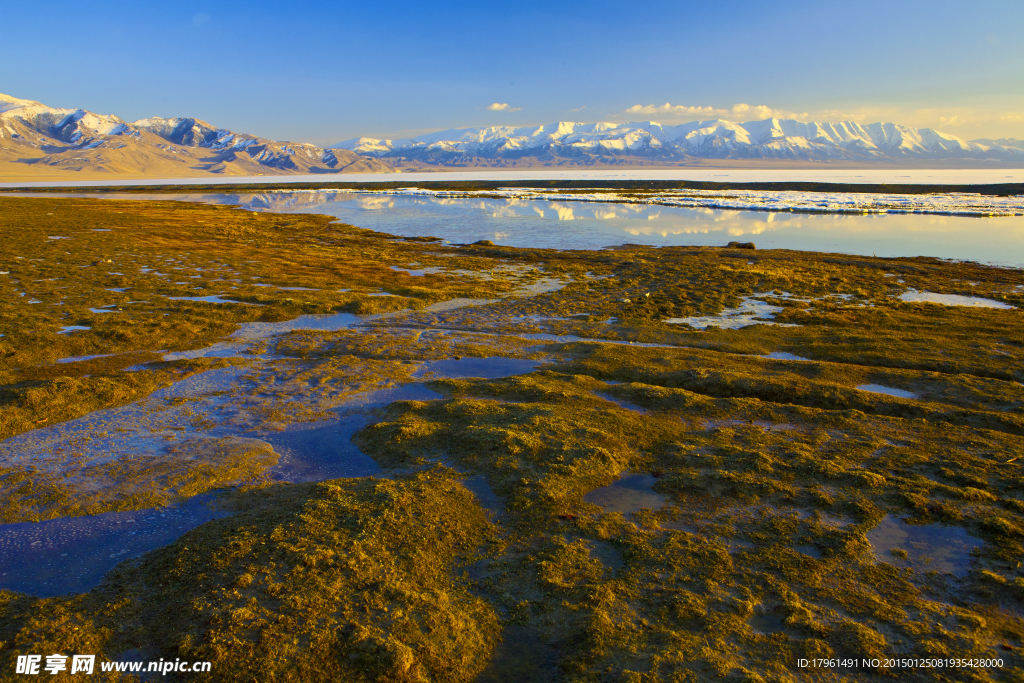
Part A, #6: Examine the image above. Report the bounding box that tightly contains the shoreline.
[2,167,1024,193]
[5,188,1022,267]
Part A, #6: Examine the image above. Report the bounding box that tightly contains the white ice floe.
[664,296,800,330]
[519,188,1024,217]
[295,186,1024,218]
[899,289,1016,309]
[391,265,446,276]
[856,384,917,399]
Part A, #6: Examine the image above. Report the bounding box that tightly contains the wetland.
[0,192,1022,681]
[9,187,1024,265]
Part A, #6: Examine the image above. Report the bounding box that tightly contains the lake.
[11,190,1024,266]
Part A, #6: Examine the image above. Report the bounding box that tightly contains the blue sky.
[2,0,1021,144]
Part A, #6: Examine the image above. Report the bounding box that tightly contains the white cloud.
[570,105,586,112]
[913,107,1024,133]
[486,102,521,112]
[815,109,868,122]
[625,103,717,117]
[623,103,810,122]
[614,102,1024,138]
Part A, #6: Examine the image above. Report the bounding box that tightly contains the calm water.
[866,515,981,575]
[0,350,546,595]
[584,473,667,515]
[14,191,1024,266]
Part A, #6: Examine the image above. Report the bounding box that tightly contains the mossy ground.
[0,196,538,440]
[0,436,277,523]
[0,471,498,682]
[359,371,1023,680]
[0,195,1022,681]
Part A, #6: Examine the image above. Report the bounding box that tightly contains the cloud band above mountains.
[624,103,811,122]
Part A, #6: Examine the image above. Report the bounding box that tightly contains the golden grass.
[0,195,1021,681]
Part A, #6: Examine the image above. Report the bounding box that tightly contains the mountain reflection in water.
[11,190,1024,265]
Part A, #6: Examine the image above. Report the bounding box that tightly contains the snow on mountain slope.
[0,93,393,179]
[974,138,1024,152]
[0,93,49,115]
[333,118,1022,164]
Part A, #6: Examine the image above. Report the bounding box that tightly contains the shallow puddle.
[0,494,229,597]
[584,473,667,515]
[419,297,500,313]
[168,295,259,305]
[473,626,558,683]
[866,515,981,575]
[232,311,363,340]
[794,544,823,559]
[515,332,677,349]
[162,341,257,361]
[856,384,917,399]
[0,366,250,469]
[749,605,787,634]
[266,417,380,482]
[461,475,503,516]
[56,353,116,364]
[762,351,811,361]
[595,392,647,413]
[415,356,543,380]
[0,382,445,596]
[264,385,442,481]
[704,419,799,433]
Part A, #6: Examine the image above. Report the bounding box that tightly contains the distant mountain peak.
[0,92,393,179]
[332,118,1024,165]
[0,93,44,108]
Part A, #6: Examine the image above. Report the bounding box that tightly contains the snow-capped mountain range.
[0,93,390,179]
[333,120,1024,164]
[2,91,1021,181]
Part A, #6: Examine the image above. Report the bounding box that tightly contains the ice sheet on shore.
[664,297,800,330]
[899,289,1016,309]
[345,187,1024,218]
